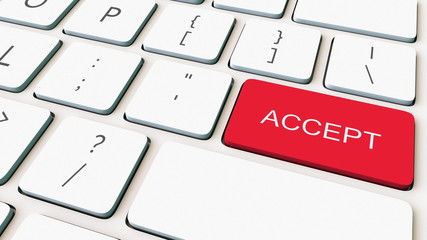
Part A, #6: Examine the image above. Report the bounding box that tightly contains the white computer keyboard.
[0,0,426,239]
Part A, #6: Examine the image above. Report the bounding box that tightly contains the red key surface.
[223,79,414,190]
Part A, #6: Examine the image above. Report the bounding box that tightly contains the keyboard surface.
[0,0,426,239]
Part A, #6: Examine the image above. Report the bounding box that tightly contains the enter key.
[223,79,415,190]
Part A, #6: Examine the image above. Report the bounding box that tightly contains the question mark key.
[19,116,149,218]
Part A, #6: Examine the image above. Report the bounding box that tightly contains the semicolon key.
[34,42,142,115]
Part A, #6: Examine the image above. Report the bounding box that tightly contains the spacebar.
[127,142,412,240]
[223,79,414,190]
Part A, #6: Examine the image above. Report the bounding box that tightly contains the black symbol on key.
[185,73,193,79]
[180,15,202,46]
[267,48,278,64]
[365,46,374,84]
[62,135,106,187]
[62,163,87,187]
[75,79,85,91]
[190,15,201,28]
[75,59,100,91]
[90,135,106,153]
[180,31,192,46]
[0,46,14,67]
[267,30,283,64]
[25,0,48,8]
[273,30,283,45]
[0,111,8,122]
[174,73,193,100]
[92,59,100,68]
[100,7,121,22]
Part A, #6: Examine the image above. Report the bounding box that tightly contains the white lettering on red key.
[224,79,414,190]
[261,110,382,150]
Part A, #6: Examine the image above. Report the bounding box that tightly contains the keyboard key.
[293,0,417,42]
[0,0,77,30]
[64,0,157,46]
[213,0,288,18]
[230,19,320,83]
[19,117,149,218]
[128,142,413,240]
[0,202,14,235]
[325,35,416,105]
[12,214,117,240]
[143,4,235,64]
[0,25,61,92]
[126,60,232,139]
[34,42,142,115]
[223,79,414,190]
[0,98,52,185]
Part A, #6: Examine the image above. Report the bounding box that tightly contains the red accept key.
[223,80,415,190]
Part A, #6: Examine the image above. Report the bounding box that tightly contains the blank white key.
[126,60,232,139]
[12,214,117,240]
[19,117,149,218]
[293,0,417,42]
[0,25,61,92]
[213,0,288,18]
[324,35,416,105]
[128,142,413,240]
[0,202,14,235]
[230,19,320,83]
[143,4,235,64]
[64,0,157,46]
[34,42,142,114]
[0,98,52,185]
[0,0,77,30]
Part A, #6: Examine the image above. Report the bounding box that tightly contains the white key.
[0,0,77,30]
[64,0,157,46]
[213,0,288,18]
[34,42,142,115]
[12,214,117,240]
[143,4,235,64]
[0,202,14,235]
[19,117,149,218]
[126,60,232,139]
[230,19,320,83]
[128,142,413,240]
[324,35,416,105]
[0,98,52,185]
[0,25,61,92]
[293,0,417,42]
